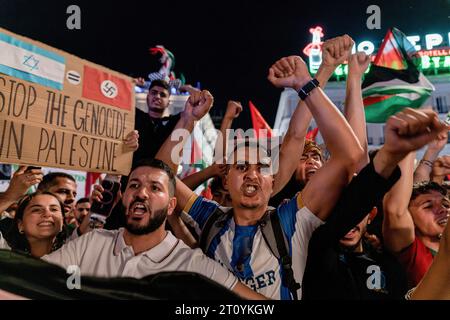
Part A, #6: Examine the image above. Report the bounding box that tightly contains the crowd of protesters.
[0,34,449,300]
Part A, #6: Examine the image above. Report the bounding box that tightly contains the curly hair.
[5,192,68,255]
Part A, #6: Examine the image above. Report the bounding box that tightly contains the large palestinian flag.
[362,27,434,123]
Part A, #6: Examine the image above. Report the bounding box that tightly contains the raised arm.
[268,50,365,221]
[155,90,214,173]
[269,35,356,196]
[155,90,214,211]
[216,100,243,162]
[383,109,449,254]
[345,52,372,171]
[182,163,227,190]
[414,130,447,183]
[0,166,43,214]
[382,152,416,253]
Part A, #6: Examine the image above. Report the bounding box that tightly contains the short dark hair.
[37,172,76,192]
[411,181,447,201]
[130,158,176,196]
[149,79,170,93]
[227,138,270,163]
[76,197,90,205]
[210,176,225,193]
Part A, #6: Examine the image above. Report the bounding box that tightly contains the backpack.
[199,206,301,300]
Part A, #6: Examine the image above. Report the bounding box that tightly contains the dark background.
[1,0,448,129]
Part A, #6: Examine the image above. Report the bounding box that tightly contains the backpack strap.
[199,206,233,255]
[259,208,301,300]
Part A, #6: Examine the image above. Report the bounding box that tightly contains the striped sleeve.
[185,196,220,230]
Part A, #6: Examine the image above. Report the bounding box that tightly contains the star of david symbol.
[23,54,40,71]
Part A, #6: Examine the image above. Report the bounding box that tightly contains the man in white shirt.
[43,156,265,300]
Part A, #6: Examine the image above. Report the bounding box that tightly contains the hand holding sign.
[3,166,43,202]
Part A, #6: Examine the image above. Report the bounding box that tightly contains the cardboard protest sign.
[0,27,135,175]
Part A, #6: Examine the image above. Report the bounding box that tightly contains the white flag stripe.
[363,76,435,92]
[0,40,65,84]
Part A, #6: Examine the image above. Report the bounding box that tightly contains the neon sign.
[303,27,450,79]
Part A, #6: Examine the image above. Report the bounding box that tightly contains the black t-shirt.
[303,240,407,300]
[301,158,407,300]
[132,108,181,168]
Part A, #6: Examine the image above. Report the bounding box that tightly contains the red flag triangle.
[249,101,272,138]
[306,127,319,141]
[85,172,102,197]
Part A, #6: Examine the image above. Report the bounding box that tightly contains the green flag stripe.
[365,95,431,123]
[363,85,433,98]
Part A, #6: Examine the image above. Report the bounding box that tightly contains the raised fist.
[384,108,449,158]
[348,52,371,78]
[267,55,311,91]
[224,100,243,119]
[321,34,354,69]
[183,90,214,121]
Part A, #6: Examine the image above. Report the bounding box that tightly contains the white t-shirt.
[185,195,324,299]
[42,228,238,291]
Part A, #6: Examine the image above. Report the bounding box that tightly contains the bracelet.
[419,159,434,168]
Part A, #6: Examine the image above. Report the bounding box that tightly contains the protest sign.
[0,27,135,175]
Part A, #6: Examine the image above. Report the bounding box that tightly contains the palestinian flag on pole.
[362,27,434,123]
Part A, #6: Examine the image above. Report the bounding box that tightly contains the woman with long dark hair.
[0,192,68,257]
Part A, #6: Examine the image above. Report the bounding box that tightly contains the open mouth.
[128,201,149,219]
[242,183,259,197]
[437,218,448,226]
[305,169,317,178]
[37,221,55,227]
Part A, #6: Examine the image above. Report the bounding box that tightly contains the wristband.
[298,78,320,100]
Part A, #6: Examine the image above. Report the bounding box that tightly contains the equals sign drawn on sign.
[66,70,81,85]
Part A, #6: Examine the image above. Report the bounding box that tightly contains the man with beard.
[155,48,372,299]
[72,198,91,227]
[41,159,265,299]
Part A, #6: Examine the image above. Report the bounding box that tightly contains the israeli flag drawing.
[0,32,65,90]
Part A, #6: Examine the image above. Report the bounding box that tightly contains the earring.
[19,229,24,234]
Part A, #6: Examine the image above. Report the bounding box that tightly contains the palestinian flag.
[362,27,434,123]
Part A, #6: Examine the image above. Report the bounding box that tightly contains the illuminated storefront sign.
[303,27,450,79]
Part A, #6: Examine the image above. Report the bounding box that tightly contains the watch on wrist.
[298,78,320,100]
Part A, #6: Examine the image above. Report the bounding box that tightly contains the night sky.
[1,0,449,129]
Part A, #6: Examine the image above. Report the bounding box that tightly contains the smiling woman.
[2,192,68,257]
